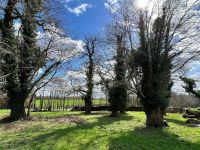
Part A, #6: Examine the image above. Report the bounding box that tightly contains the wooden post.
[66,97,68,109]
[63,97,66,111]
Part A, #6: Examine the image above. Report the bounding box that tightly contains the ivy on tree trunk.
[130,9,172,127]
[1,0,41,120]
[110,34,128,117]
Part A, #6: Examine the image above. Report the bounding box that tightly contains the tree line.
[0,0,200,128]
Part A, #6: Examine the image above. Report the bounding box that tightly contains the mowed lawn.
[0,110,200,150]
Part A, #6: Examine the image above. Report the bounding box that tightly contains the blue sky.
[56,0,112,72]
[58,0,200,94]
[60,0,111,39]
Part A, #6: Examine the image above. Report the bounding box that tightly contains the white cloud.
[37,24,84,61]
[65,0,72,3]
[104,0,154,13]
[13,22,85,62]
[66,3,93,16]
[104,0,119,13]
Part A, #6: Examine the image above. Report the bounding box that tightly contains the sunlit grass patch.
[0,111,200,150]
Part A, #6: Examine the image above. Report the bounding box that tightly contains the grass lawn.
[0,110,200,150]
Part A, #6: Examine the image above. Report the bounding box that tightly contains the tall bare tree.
[68,37,97,114]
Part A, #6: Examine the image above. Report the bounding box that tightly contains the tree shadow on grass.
[0,111,110,124]
[166,118,188,126]
[3,113,199,150]
[108,127,200,150]
[167,118,200,128]
[32,111,111,119]
[1,113,133,150]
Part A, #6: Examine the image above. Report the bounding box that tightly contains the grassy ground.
[0,110,200,150]
[34,99,109,108]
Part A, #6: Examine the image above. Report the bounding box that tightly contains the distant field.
[33,98,140,108]
[33,99,110,108]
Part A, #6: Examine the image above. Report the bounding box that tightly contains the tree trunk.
[85,99,92,114]
[146,108,168,127]
[27,95,34,116]
[9,96,26,120]
[120,103,126,114]
[110,103,119,117]
[111,110,119,117]
[120,108,126,114]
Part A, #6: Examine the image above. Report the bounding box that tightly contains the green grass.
[33,98,139,109]
[33,99,109,108]
[0,110,200,150]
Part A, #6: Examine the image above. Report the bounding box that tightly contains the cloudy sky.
[56,0,199,95]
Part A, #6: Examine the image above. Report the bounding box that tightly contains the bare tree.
[82,37,96,114]
[68,36,98,114]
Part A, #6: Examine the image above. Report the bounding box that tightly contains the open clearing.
[0,110,200,150]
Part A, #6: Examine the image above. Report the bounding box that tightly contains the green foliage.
[109,85,127,114]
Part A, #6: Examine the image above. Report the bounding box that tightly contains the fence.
[31,95,141,112]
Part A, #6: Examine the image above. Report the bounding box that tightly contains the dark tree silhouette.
[82,37,96,114]
[0,0,62,120]
[181,77,200,99]
[110,34,128,116]
[130,10,173,127]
